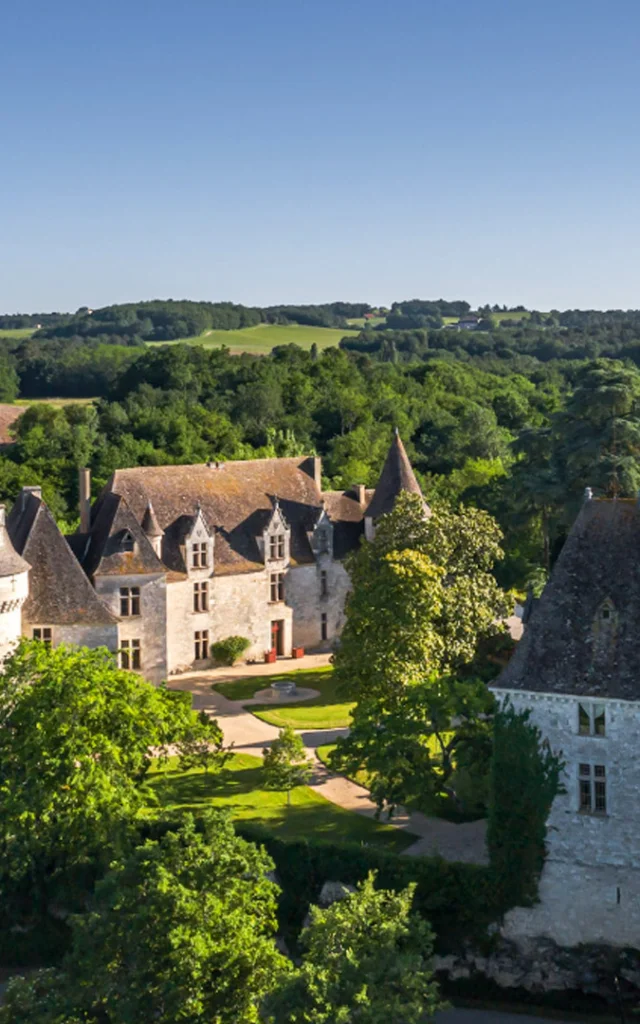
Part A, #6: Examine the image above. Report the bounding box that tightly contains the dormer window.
[192,542,208,569]
[122,531,135,552]
[578,702,606,737]
[269,534,285,560]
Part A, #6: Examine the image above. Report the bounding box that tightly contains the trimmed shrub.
[210,635,251,666]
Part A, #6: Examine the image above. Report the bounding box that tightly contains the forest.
[3,298,640,594]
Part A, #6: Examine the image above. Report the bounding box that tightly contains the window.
[120,586,140,617]
[194,630,209,660]
[192,542,208,569]
[269,534,285,560]
[33,627,52,647]
[321,612,328,641]
[579,763,607,814]
[270,572,285,603]
[320,569,328,598]
[193,581,208,612]
[120,639,141,671]
[122,531,135,552]
[578,702,606,736]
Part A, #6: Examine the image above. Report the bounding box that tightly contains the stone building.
[491,493,640,947]
[0,433,425,683]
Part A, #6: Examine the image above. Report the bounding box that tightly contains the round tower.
[0,504,30,660]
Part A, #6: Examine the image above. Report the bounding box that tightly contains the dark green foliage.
[210,634,251,665]
[234,824,501,953]
[487,704,565,908]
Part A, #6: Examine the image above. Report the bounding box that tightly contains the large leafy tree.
[262,872,444,1024]
[0,640,225,903]
[334,492,509,701]
[331,493,507,814]
[1,813,287,1024]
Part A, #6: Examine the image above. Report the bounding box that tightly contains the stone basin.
[270,680,297,697]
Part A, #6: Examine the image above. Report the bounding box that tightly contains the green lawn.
[346,316,386,328]
[212,667,355,730]
[146,753,416,851]
[147,323,359,355]
[0,327,35,340]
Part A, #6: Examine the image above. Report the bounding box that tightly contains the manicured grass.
[316,743,371,788]
[212,667,354,730]
[146,753,416,851]
[20,397,97,407]
[147,323,359,355]
[0,327,35,339]
[346,316,386,328]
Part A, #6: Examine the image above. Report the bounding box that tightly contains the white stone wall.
[167,569,293,672]
[24,621,119,654]
[497,688,640,947]
[286,559,351,651]
[94,573,168,683]
[0,569,29,660]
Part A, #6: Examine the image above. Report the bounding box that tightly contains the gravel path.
[169,660,487,864]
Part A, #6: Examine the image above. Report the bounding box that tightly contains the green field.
[0,327,35,340]
[213,667,355,730]
[346,316,386,328]
[146,753,415,851]
[148,323,359,354]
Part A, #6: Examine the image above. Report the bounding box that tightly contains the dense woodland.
[3,299,640,591]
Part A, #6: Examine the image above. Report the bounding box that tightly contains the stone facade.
[497,688,640,948]
[1,435,427,684]
[0,561,29,660]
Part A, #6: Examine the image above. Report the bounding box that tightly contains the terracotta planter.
[264,648,277,664]
[292,646,305,659]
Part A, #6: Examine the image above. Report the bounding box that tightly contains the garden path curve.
[169,659,487,865]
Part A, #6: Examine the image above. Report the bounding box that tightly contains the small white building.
[491,493,640,948]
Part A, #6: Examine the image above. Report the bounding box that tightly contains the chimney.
[21,486,42,511]
[79,468,91,533]
[353,484,366,506]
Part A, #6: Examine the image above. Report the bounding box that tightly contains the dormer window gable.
[186,505,214,574]
[121,530,135,553]
[263,499,291,566]
[311,506,334,559]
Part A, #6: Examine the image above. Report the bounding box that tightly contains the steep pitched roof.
[89,458,370,576]
[82,492,166,577]
[493,498,640,701]
[365,431,426,520]
[100,458,322,574]
[0,505,30,576]
[6,490,117,625]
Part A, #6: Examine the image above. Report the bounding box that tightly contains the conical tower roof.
[366,430,426,520]
[0,504,30,576]
[141,499,163,538]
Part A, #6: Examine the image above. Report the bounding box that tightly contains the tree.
[487,705,565,908]
[0,641,225,904]
[263,726,313,804]
[330,493,508,815]
[334,492,509,701]
[1,813,287,1024]
[262,872,445,1024]
[551,359,640,500]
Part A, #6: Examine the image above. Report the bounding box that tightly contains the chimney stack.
[354,484,366,506]
[79,468,91,533]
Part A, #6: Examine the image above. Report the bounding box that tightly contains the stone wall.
[94,572,167,683]
[36,622,119,654]
[497,688,640,947]
[286,558,350,651]
[0,568,28,660]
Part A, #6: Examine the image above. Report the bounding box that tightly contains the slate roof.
[6,489,117,625]
[0,505,30,576]
[84,457,373,576]
[366,430,427,520]
[82,492,166,578]
[493,498,640,701]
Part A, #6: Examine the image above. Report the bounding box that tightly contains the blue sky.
[2,0,640,312]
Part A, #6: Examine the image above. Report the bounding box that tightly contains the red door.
[271,620,284,656]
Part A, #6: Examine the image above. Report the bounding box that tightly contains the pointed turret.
[141,499,163,539]
[365,429,426,522]
[141,499,164,558]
